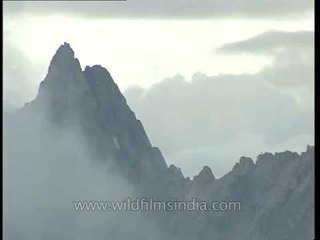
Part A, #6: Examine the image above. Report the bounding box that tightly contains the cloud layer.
[125,30,314,177]
[4,0,313,19]
[3,32,45,111]
[217,31,314,90]
[125,73,313,177]
[217,31,314,54]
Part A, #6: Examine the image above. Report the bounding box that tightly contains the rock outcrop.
[19,43,168,195]
[5,43,314,240]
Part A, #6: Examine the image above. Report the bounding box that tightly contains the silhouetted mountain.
[18,42,169,196]
[4,43,314,240]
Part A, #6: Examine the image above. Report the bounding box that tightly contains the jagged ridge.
[10,43,314,240]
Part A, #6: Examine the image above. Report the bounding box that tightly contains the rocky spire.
[36,42,88,104]
[193,165,215,185]
[24,43,168,191]
[6,42,315,240]
[49,42,75,68]
[232,156,255,175]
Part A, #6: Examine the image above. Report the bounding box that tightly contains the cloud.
[261,46,314,88]
[217,31,314,54]
[124,31,314,177]
[125,72,314,177]
[4,0,313,19]
[217,31,314,88]
[4,109,169,240]
[3,33,45,111]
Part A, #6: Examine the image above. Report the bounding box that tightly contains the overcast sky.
[3,1,314,178]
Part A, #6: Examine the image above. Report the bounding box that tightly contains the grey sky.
[125,30,314,177]
[125,73,313,177]
[217,31,314,89]
[4,0,313,18]
[217,31,314,54]
[3,1,314,177]
[3,31,44,110]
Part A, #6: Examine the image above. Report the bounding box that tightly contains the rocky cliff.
[4,43,314,240]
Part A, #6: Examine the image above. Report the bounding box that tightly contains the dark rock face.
[188,166,215,196]
[5,43,314,240]
[197,148,314,240]
[232,156,255,175]
[20,43,168,194]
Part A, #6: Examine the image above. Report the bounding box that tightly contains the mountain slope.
[18,42,169,195]
[4,43,314,240]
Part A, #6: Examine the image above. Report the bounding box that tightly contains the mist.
[3,109,170,240]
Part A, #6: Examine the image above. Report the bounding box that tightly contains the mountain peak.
[53,42,75,61]
[28,44,167,190]
[232,156,255,175]
[193,165,215,184]
[47,42,79,74]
